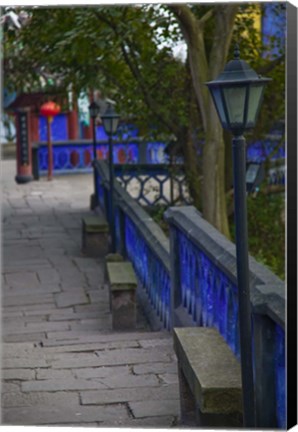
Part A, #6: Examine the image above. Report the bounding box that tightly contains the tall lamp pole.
[206,45,271,428]
[101,103,120,253]
[88,101,100,209]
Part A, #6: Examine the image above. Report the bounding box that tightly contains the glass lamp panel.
[102,118,112,135]
[210,87,228,127]
[246,84,264,126]
[111,117,119,134]
[223,85,247,127]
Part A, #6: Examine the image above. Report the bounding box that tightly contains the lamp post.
[101,103,120,253]
[206,45,271,428]
[88,101,100,209]
[40,101,61,181]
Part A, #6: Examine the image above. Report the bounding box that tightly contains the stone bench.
[81,215,109,258]
[106,262,137,330]
[173,327,243,428]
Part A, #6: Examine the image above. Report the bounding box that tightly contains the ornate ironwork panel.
[116,165,191,207]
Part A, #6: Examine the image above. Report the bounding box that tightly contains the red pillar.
[30,111,39,142]
[47,116,53,181]
[68,110,78,140]
[83,123,93,139]
[15,109,33,184]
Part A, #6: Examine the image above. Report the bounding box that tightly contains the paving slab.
[54,292,89,308]
[2,369,36,381]
[2,403,130,425]
[42,340,140,354]
[73,365,131,379]
[36,368,74,381]
[50,347,172,369]
[104,415,178,428]
[37,268,61,284]
[4,285,61,295]
[3,315,47,325]
[80,383,179,405]
[3,293,54,307]
[3,333,47,343]
[2,391,79,408]
[133,361,178,375]
[5,272,40,289]
[129,399,180,418]
[22,378,108,392]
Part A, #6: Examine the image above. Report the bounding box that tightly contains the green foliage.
[230,189,285,280]
[3,6,189,139]
[146,205,170,236]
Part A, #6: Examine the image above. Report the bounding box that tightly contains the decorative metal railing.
[95,160,285,429]
[95,160,171,330]
[114,164,191,207]
[165,206,285,429]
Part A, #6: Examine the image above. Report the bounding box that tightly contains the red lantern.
[40,101,61,180]
[40,101,61,118]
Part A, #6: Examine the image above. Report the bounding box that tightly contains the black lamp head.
[206,45,271,136]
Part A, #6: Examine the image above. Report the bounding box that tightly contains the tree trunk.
[168,4,238,238]
[204,104,230,237]
[179,127,202,210]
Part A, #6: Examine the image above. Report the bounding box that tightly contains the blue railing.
[95,160,171,330]
[177,229,240,357]
[165,206,285,429]
[37,141,140,174]
[94,160,285,429]
[34,136,285,186]
[125,215,171,329]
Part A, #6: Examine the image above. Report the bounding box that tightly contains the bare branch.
[199,8,214,25]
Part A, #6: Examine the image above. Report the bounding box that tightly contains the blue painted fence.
[95,160,285,429]
[165,206,285,429]
[37,142,140,174]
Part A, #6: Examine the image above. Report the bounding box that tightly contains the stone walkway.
[1,160,179,427]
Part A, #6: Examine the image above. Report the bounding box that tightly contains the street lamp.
[88,101,100,210]
[101,103,120,253]
[206,45,271,428]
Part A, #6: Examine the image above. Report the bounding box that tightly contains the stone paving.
[1,160,179,427]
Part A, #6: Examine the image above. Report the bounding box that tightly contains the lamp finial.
[234,44,240,60]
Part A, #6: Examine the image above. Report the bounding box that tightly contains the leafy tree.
[3,6,202,207]
[3,4,285,240]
